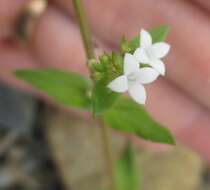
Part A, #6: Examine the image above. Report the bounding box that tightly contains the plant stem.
[72,1,117,190]
[100,120,118,190]
[72,0,95,60]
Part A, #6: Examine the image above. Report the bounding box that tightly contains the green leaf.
[15,69,92,110]
[149,25,170,43]
[103,97,175,144]
[115,142,140,190]
[121,25,170,53]
[91,79,119,115]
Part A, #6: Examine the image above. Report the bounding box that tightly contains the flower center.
[127,72,139,86]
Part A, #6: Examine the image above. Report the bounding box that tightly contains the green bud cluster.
[88,52,124,83]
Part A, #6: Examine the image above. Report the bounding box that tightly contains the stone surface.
[44,107,205,190]
[137,147,202,190]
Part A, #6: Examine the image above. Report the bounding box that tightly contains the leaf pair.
[14,25,175,145]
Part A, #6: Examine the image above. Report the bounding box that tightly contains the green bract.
[90,52,123,114]
[91,79,119,115]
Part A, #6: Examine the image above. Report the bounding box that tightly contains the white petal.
[128,84,146,104]
[136,67,159,84]
[124,53,139,76]
[140,29,152,48]
[149,59,166,75]
[133,47,149,63]
[149,42,170,59]
[107,75,128,93]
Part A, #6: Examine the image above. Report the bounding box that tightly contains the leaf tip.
[164,131,176,145]
[14,69,31,79]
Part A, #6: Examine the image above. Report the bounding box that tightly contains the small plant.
[14,0,175,189]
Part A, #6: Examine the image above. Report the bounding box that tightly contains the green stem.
[72,1,117,190]
[72,0,95,60]
[100,120,118,190]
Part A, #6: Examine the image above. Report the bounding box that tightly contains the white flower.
[133,29,170,75]
[107,53,159,104]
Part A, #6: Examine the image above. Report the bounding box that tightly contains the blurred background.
[0,81,209,190]
[1,0,210,189]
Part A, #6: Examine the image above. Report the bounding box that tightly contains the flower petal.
[149,59,166,75]
[128,84,146,104]
[124,53,139,76]
[136,67,159,84]
[133,47,149,63]
[140,29,152,48]
[149,42,170,59]
[107,75,128,93]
